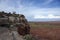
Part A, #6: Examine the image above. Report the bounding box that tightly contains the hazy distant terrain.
[29,21,60,29]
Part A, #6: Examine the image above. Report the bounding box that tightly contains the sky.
[0,0,60,21]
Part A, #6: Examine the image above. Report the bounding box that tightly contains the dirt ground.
[29,22,60,40]
[31,28,60,40]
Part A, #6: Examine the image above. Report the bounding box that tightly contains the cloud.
[34,14,60,19]
[0,0,29,14]
[0,0,24,14]
[0,0,60,21]
[43,0,53,5]
[0,0,16,12]
[21,7,60,16]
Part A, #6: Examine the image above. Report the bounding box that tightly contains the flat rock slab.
[0,27,24,40]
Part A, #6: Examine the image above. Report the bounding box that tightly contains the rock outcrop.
[0,11,30,40]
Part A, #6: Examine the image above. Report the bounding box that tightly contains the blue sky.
[0,0,60,21]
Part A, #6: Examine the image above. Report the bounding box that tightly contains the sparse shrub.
[23,34,36,40]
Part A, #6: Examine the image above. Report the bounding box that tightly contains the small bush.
[23,34,36,40]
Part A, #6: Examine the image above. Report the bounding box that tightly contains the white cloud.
[0,0,29,14]
[0,0,23,14]
[0,0,16,12]
[23,7,60,16]
[43,0,53,5]
[34,14,60,19]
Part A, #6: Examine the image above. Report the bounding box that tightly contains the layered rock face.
[0,11,30,40]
